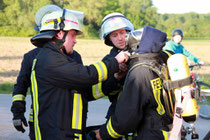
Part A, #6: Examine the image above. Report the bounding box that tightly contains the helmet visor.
[65,9,84,33]
[100,16,134,40]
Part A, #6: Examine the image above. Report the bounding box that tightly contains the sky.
[152,0,210,14]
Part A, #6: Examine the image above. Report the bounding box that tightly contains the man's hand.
[13,114,28,133]
[95,129,102,140]
[114,63,128,80]
[115,51,130,64]
[11,101,28,133]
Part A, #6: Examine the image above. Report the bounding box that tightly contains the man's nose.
[118,34,124,40]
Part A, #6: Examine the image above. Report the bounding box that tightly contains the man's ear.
[55,31,64,39]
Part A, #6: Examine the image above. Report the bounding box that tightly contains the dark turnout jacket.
[102,47,125,119]
[30,42,119,140]
[11,48,83,122]
[99,26,172,140]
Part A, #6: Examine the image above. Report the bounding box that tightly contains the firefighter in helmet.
[100,12,134,121]
[10,4,85,140]
[29,7,129,140]
[95,26,175,140]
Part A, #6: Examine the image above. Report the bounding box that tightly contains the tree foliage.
[0,0,210,38]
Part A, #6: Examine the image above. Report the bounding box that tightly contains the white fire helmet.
[34,4,63,31]
[100,12,134,40]
[40,9,84,35]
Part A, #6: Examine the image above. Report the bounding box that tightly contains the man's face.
[173,35,182,44]
[63,30,77,55]
[109,29,126,50]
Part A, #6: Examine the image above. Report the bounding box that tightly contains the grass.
[0,37,210,94]
[0,82,13,94]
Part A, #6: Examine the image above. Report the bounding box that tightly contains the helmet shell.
[35,4,62,29]
[172,29,184,37]
[31,8,84,47]
[40,9,83,35]
[100,12,134,40]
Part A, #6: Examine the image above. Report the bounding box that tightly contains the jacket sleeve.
[87,51,122,101]
[12,48,40,103]
[12,53,32,103]
[181,45,200,63]
[99,67,151,139]
[36,50,119,90]
[86,75,122,101]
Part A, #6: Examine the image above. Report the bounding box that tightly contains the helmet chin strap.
[53,31,68,55]
[53,8,68,55]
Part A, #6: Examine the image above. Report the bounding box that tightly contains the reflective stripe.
[106,118,123,138]
[150,78,165,115]
[75,133,82,140]
[92,83,105,99]
[122,135,133,140]
[31,59,42,140]
[44,17,61,25]
[12,94,25,102]
[29,108,33,122]
[72,92,83,130]
[162,130,170,140]
[93,61,108,82]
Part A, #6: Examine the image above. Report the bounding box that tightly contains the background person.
[163,29,204,65]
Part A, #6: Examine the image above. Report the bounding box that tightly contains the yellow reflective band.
[12,94,25,102]
[72,92,83,130]
[106,118,123,138]
[29,115,33,122]
[30,108,33,115]
[164,50,173,57]
[31,59,37,71]
[31,59,42,140]
[44,17,61,25]
[75,133,82,140]
[162,130,170,140]
[92,82,105,99]
[151,78,165,115]
[29,108,34,122]
[93,61,108,82]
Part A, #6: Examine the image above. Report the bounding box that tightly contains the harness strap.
[164,76,193,90]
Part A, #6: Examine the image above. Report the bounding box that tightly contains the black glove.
[11,101,28,133]
[86,130,97,140]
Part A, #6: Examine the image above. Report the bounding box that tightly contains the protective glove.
[11,101,28,133]
[12,113,28,133]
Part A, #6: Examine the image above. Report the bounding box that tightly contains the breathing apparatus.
[124,28,143,53]
[167,54,199,140]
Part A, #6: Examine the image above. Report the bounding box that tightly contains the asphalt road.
[0,94,209,140]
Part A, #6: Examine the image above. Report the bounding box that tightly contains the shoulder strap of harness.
[128,55,175,120]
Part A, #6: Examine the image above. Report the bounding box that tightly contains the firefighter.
[95,26,174,140]
[100,12,134,122]
[10,4,83,139]
[29,7,129,140]
[86,12,134,140]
